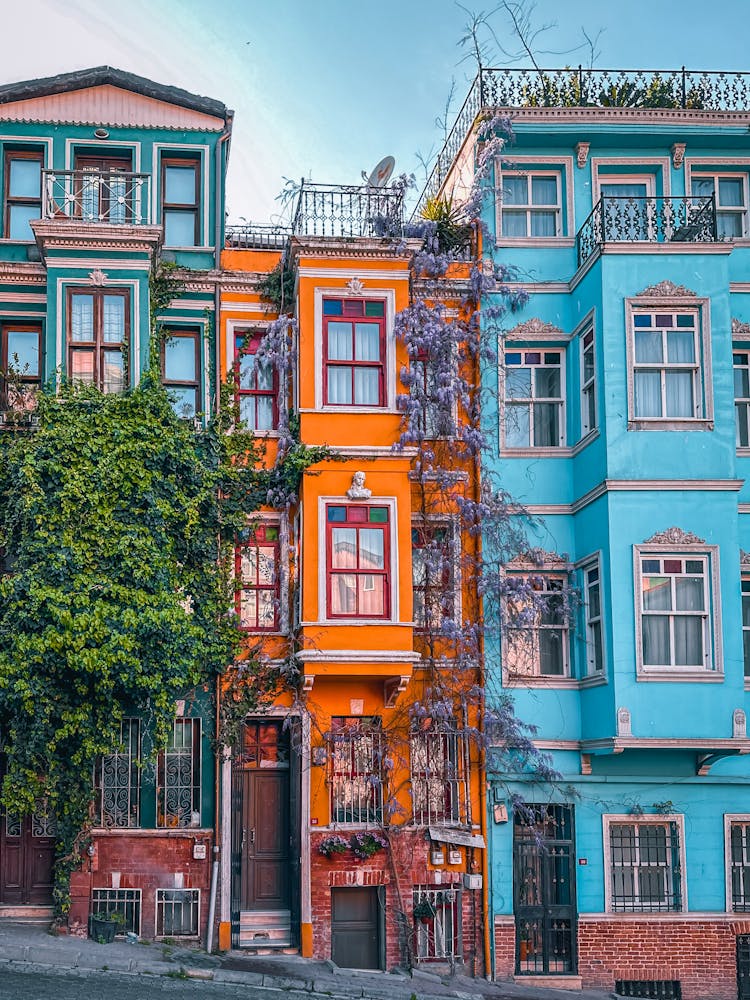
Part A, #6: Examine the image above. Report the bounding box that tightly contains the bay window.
[412,523,455,630]
[691,172,747,238]
[735,351,750,447]
[629,308,706,424]
[637,553,713,672]
[236,523,280,631]
[67,288,128,392]
[506,574,569,678]
[500,171,560,238]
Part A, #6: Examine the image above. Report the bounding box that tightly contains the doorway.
[331,886,383,970]
[0,803,55,906]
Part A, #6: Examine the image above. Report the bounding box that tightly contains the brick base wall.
[310,830,484,975]
[495,916,749,1000]
[69,830,213,941]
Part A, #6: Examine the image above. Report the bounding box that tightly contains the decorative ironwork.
[42,170,151,225]
[157,718,201,829]
[576,195,717,267]
[412,886,462,961]
[615,981,682,999]
[31,798,56,838]
[291,180,404,239]
[327,719,384,825]
[643,527,705,545]
[410,728,469,827]
[91,887,141,935]
[96,718,140,829]
[5,812,21,837]
[225,223,292,249]
[156,888,200,937]
[609,821,682,913]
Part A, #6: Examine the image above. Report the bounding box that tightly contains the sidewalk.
[0,921,612,1000]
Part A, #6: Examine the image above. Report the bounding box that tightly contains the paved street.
[0,966,315,1000]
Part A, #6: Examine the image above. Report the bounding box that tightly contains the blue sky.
[2,0,750,222]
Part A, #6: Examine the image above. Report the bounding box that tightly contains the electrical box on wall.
[448,850,462,865]
[463,873,482,890]
[430,850,445,865]
[192,843,207,860]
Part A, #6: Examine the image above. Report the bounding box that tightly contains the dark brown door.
[331,887,381,970]
[0,807,55,905]
[239,770,289,909]
[74,154,133,223]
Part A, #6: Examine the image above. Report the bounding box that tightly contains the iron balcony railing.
[291,179,405,239]
[576,195,718,266]
[42,169,151,225]
[418,66,750,212]
[225,223,293,250]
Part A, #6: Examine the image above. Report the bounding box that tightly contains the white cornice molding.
[296,649,421,664]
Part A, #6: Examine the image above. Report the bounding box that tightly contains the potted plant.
[412,897,437,923]
[349,832,387,860]
[90,909,126,943]
[318,835,349,858]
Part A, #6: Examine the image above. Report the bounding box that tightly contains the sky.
[1,0,750,224]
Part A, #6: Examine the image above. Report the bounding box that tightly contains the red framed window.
[327,504,390,619]
[235,331,278,431]
[1,322,41,409]
[67,288,129,392]
[162,327,200,418]
[236,523,280,631]
[323,297,385,407]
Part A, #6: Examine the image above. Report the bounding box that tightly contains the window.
[4,149,42,240]
[323,297,385,407]
[743,578,750,680]
[235,331,277,431]
[94,718,140,828]
[607,818,683,912]
[74,154,132,223]
[410,723,468,825]
[1,323,41,409]
[580,326,596,436]
[506,575,569,677]
[413,887,461,961]
[730,821,750,911]
[412,523,455,630]
[638,554,710,671]
[161,157,199,247]
[500,171,560,238]
[90,888,141,935]
[162,328,200,418]
[584,562,604,675]
[327,717,383,824]
[327,504,390,619]
[156,888,200,937]
[157,718,201,829]
[691,172,747,238]
[409,351,454,438]
[67,288,128,392]
[735,352,750,447]
[503,350,564,448]
[236,523,279,631]
[631,310,702,420]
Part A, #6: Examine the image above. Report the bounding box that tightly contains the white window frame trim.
[625,293,713,431]
[592,159,670,204]
[500,344,567,452]
[686,164,750,240]
[603,813,687,915]
[633,541,723,680]
[725,813,750,913]
[502,567,573,685]
[493,156,574,245]
[578,312,597,440]
[580,553,606,679]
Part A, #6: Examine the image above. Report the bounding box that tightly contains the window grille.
[412,887,461,961]
[731,822,750,911]
[157,718,201,829]
[95,718,140,828]
[91,888,141,935]
[327,717,384,825]
[609,821,682,912]
[615,981,682,999]
[156,888,200,937]
[410,726,469,826]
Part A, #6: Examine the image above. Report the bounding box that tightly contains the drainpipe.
[206,671,222,954]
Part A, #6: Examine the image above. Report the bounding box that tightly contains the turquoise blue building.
[430,68,750,998]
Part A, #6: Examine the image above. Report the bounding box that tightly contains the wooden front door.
[331,887,382,970]
[0,804,55,905]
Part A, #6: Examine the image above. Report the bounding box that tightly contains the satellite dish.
[363,155,395,188]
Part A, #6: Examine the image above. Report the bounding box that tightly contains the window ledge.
[505,674,579,688]
[737,448,750,457]
[637,669,723,682]
[90,827,212,837]
[628,419,714,432]
[495,237,575,248]
[501,446,572,457]
[306,406,399,415]
[572,429,600,455]
[579,673,608,688]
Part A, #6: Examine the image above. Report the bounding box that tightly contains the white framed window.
[634,544,721,677]
[506,574,570,678]
[735,351,750,448]
[503,349,565,448]
[499,170,561,238]
[604,815,685,913]
[583,560,604,675]
[580,325,596,437]
[598,174,657,242]
[691,172,748,238]
[742,578,750,681]
[725,815,750,912]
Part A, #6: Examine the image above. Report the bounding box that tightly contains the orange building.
[217,186,487,974]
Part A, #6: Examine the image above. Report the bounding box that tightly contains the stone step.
[513,974,583,990]
[0,905,54,921]
[238,909,292,947]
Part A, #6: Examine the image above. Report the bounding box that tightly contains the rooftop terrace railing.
[418,67,750,212]
[225,223,292,250]
[290,179,405,239]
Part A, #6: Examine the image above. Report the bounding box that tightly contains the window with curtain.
[67,288,128,392]
[742,578,750,679]
[631,310,701,421]
[505,574,569,677]
[638,554,711,671]
[584,561,604,675]
[235,523,280,631]
[503,349,564,447]
[323,297,385,407]
[735,352,750,447]
[500,171,560,238]
[326,503,390,619]
[691,172,747,238]
[607,819,683,912]
[235,330,277,431]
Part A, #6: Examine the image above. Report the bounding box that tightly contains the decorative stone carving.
[617,707,632,738]
[734,709,747,739]
[507,547,569,568]
[733,318,750,340]
[506,317,565,340]
[346,471,372,500]
[345,277,365,295]
[575,141,590,169]
[643,527,705,545]
[741,550,750,569]
[88,268,107,285]
[637,280,696,298]
[671,142,687,169]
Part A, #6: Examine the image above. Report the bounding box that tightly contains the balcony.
[225,223,292,250]
[291,180,404,239]
[576,195,718,267]
[42,169,151,225]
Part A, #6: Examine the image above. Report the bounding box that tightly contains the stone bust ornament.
[346,471,371,500]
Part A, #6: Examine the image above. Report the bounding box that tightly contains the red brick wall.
[495,916,746,1000]
[69,831,212,941]
[310,829,483,974]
